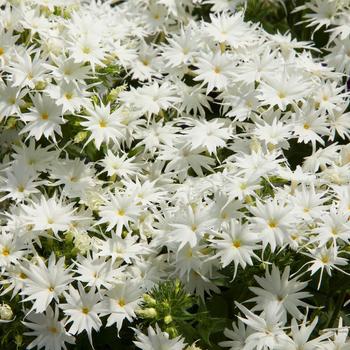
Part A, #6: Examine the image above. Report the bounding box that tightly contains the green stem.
[328,290,346,328]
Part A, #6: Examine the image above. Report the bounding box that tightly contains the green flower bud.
[164,314,173,324]
[5,117,17,130]
[15,335,23,347]
[165,327,178,338]
[74,131,88,144]
[137,308,158,319]
[143,294,157,306]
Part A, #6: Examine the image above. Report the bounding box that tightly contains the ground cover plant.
[1,0,350,349]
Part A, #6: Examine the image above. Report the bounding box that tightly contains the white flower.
[20,94,65,142]
[205,11,257,48]
[21,254,72,313]
[21,195,76,239]
[133,324,187,350]
[183,118,231,155]
[61,283,104,347]
[304,246,348,289]
[235,302,290,350]
[101,280,143,333]
[96,233,147,264]
[210,220,259,276]
[219,319,253,350]
[248,265,311,321]
[280,316,330,350]
[97,192,141,235]
[258,71,311,111]
[23,306,75,350]
[80,102,124,150]
[193,51,233,94]
[249,199,292,252]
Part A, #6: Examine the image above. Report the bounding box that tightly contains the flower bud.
[0,304,13,321]
[74,233,91,254]
[74,131,88,144]
[164,315,173,324]
[143,294,156,306]
[137,308,158,318]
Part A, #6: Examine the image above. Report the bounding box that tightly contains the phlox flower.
[249,198,293,252]
[183,118,231,155]
[304,246,348,289]
[23,306,75,350]
[21,254,73,313]
[210,220,260,277]
[101,280,143,333]
[133,324,187,350]
[193,51,234,94]
[20,94,65,143]
[236,302,290,350]
[61,283,104,347]
[21,194,77,239]
[248,265,311,321]
[97,192,141,235]
[258,71,311,111]
[280,316,331,350]
[80,102,124,150]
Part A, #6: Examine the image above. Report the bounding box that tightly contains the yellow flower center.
[64,92,73,100]
[82,46,91,54]
[321,255,330,264]
[99,119,107,128]
[232,240,241,248]
[2,247,10,256]
[268,219,278,228]
[41,113,49,120]
[82,307,89,314]
[48,326,58,334]
[117,298,126,307]
[116,209,125,217]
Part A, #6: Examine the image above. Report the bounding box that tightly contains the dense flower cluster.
[1,0,350,349]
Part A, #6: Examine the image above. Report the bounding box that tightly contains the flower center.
[99,119,107,128]
[2,247,10,256]
[116,209,125,216]
[321,255,329,264]
[41,113,49,120]
[117,298,126,307]
[48,326,58,334]
[64,92,73,100]
[232,240,241,248]
[82,307,89,314]
[19,272,27,279]
[82,46,91,54]
[268,219,278,228]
